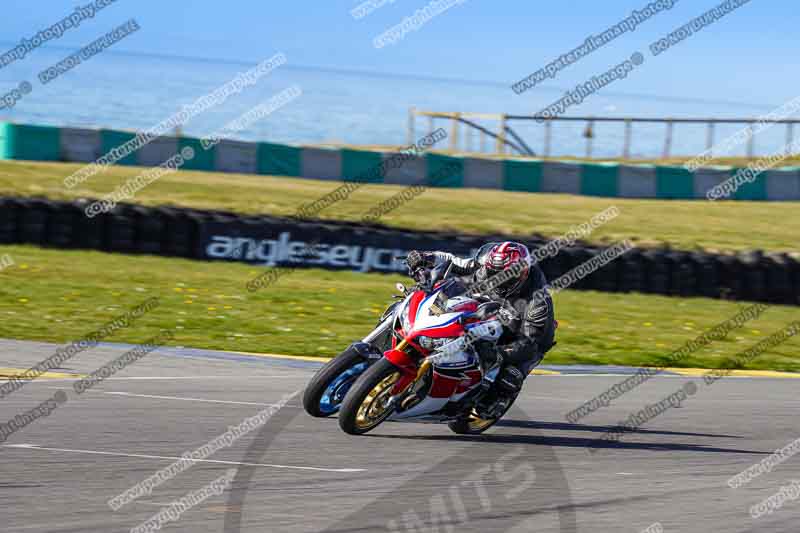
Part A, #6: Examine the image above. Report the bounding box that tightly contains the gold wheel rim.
[355,371,400,430]
[467,410,495,431]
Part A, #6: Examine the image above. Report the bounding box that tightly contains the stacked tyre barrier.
[0,196,797,306]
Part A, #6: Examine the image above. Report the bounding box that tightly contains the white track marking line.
[100,391,303,408]
[6,375,306,384]
[544,374,634,377]
[2,444,365,473]
[40,386,303,408]
[527,395,575,402]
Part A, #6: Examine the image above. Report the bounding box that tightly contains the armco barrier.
[2,122,800,200]
[0,196,797,306]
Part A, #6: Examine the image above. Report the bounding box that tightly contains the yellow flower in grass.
[323,306,334,311]
[643,322,653,327]
[18,298,28,303]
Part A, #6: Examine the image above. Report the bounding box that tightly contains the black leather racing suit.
[422,246,556,400]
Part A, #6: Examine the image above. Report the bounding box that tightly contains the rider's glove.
[406,250,430,273]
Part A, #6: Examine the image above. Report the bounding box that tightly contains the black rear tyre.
[448,396,517,435]
[303,347,367,418]
[339,359,401,435]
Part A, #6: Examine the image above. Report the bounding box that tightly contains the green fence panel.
[503,159,542,192]
[341,149,384,183]
[581,163,619,197]
[732,168,768,201]
[426,153,463,188]
[101,129,138,166]
[0,123,61,161]
[0,123,11,159]
[178,137,214,171]
[656,166,695,199]
[257,142,301,176]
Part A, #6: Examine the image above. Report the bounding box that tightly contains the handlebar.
[409,258,453,291]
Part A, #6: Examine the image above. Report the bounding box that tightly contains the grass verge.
[1,245,798,371]
[0,160,797,253]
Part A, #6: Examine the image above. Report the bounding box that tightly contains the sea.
[0,45,792,160]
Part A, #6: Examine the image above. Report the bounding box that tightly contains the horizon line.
[0,41,781,113]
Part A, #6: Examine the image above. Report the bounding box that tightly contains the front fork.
[382,339,435,412]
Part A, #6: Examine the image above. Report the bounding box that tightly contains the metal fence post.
[623,120,632,159]
[663,120,673,159]
[706,122,715,153]
[451,113,460,152]
[496,114,507,154]
[544,120,552,157]
[407,107,416,146]
[584,119,594,158]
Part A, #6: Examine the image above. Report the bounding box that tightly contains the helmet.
[476,241,531,297]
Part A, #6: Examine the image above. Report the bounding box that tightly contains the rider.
[405,241,556,416]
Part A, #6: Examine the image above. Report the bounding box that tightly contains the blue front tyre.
[303,346,369,417]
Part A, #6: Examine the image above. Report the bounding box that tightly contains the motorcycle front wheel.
[338,358,401,435]
[303,347,369,418]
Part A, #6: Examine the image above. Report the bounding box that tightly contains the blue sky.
[0,0,792,108]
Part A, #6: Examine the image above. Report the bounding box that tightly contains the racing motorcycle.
[336,260,518,436]
[303,245,499,419]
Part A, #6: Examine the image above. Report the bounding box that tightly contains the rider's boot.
[479,352,545,418]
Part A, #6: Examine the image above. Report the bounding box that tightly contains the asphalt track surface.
[1,339,799,533]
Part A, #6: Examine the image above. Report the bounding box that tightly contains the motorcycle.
[303,243,507,418]
[337,260,516,436]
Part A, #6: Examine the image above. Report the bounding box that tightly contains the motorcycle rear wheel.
[448,396,516,435]
[339,359,401,435]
